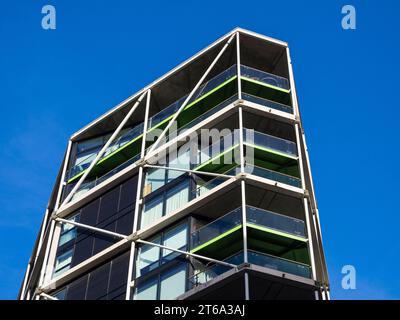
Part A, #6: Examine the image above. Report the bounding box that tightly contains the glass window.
[145,168,166,194]
[159,264,187,300]
[165,182,189,215]
[141,195,164,228]
[59,214,79,246]
[75,151,97,168]
[134,277,158,300]
[54,249,73,277]
[53,288,66,300]
[162,224,187,263]
[77,136,104,154]
[136,236,161,277]
[167,150,191,182]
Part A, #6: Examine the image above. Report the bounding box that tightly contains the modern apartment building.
[19,28,330,300]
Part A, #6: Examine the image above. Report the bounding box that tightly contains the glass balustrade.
[188,249,310,288]
[66,65,238,182]
[148,64,237,130]
[242,92,293,114]
[66,65,291,180]
[70,152,143,201]
[191,207,242,250]
[241,65,290,90]
[244,165,301,188]
[245,130,297,157]
[246,206,306,238]
[246,250,311,278]
[190,206,306,250]
[166,94,238,142]
[196,129,297,169]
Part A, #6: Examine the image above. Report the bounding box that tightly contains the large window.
[53,248,74,278]
[50,251,130,300]
[144,151,192,196]
[136,222,188,278]
[53,176,137,279]
[141,180,189,229]
[134,264,187,300]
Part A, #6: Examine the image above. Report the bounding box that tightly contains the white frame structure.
[19,28,330,301]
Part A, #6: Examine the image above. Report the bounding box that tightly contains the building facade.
[19,28,330,300]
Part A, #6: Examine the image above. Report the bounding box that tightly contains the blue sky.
[0,0,399,300]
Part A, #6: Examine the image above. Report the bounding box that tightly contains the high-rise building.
[19,28,329,300]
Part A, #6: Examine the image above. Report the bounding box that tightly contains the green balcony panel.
[193,146,300,181]
[191,223,309,266]
[67,76,238,184]
[241,77,292,106]
[191,225,243,261]
[247,225,309,265]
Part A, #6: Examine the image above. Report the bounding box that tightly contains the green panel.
[241,78,292,106]
[67,76,238,184]
[147,76,238,135]
[190,222,310,266]
[247,227,310,265]
[190,225,243,261]
[193,145,239,173]
[247,223,307,243]
[194,143,300,179]
[252,157,300,179]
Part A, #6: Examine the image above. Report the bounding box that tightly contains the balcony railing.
[70,152,142,201]
[191,206,306,251]
[166,94,239,142]
[66,65,238,182]
[196,129,297,168]
[66,65,291,183]
[246,130,298,157]
[244,165,301,188]
[148,65,237,130]
[242,92,293,114]
[241,65,290,91]
[188,249,311,288]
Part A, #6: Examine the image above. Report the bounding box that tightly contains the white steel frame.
[23,29,328,301]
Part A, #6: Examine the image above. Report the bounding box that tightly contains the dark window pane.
[97,188,120,225]
[71,235,94,267]
[79,199,100,227]
[108,251,129,300]
[66,275,88,300]
[86,263,111,300]
[119,176,138,211]
[115,206,134,235]
[92,222,117,255]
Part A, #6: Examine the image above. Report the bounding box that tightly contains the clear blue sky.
[0,0,399,300]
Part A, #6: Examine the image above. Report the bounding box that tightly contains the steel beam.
[60,91,147,207]
[146,33,236,155]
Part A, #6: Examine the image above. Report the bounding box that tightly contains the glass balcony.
[66,65,238,183]
[242,92,293,114]
[148,64,237,130]
[244,165,301,188]
[166,94,239,142]
[240,65,290,91]
[70,152,142,201]
[66,65,292,188]
[246,206,305,238]
[190,206,305,251]
[246,250,311,278]
[191,207,242,250]
[188,249,311,288]
[245,130,297,157]
[196,129,297,170]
